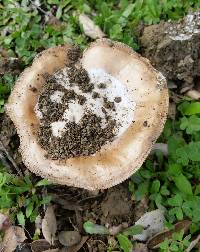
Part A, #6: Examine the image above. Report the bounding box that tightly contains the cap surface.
[6,39,168,190]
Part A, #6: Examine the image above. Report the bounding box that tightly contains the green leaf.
[187,142,200,162]
[117,234,133,252]
[175,207,183,220]
[168,136,185,161]
[179,102,200,115]
[122,225,144,236]
[170,242,179,251]
[35,179,52,187]
[150,180,160,193]
[160,239,169,250]
[160,185,170,196]
[17,211,25,226]
[135,181,149,201]
[168,194,183,207]
[83,221,109,235]
[180,116,200,134]
[172,230,184,241]
[195,184,200,195]
[173,174,193,195]
[168,164,182,176]
[26,202,34,218]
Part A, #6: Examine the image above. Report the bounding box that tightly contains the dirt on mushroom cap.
[36,46,120,160]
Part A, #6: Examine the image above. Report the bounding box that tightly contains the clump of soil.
[37,46,117,160]
[83,184,134,226]
[38,113,116,160]
[140,12,200,86]
[103,97,115,111]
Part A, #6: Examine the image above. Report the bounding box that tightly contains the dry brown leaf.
[31,239,51,252]
[168,102,176,120]
[147,220,192,249]
[42,205,57,245]
[59,236,88,252]
[151,143,168,156]
[79,14,105,39]
[134,243,149,252]
[186,89,200,100]
[1,226,26,252]
[0,213,10,231]
[42,249,59,252]
[58,231,81,247]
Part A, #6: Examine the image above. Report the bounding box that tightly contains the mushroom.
[6,39,168,190]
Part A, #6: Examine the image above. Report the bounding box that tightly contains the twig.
[0,140,23,176]
[186,234,200,252]
[29,0,51,16]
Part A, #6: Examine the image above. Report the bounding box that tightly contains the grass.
[0,0,200,251]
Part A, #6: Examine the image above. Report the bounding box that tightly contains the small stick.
[29,0,51,16]
[0,140,23,176]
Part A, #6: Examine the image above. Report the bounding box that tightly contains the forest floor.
[0,1,200,252]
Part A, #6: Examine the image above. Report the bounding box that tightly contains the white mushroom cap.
[6,39,168,190]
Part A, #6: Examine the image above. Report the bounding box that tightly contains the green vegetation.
[0,165,51,225]
[0,0,200,251]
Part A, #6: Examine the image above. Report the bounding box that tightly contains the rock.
[140,12,200,86]
[132,209,165,241]
[58,231,81,247]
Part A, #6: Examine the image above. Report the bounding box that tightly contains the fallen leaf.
[151,143,168,156]
[59,236,88,252]
[147,220,191,249]
[83,221,109,235]
[168,102,176,120]
[42,205,57,245]
[134,243,149,252]
[58,231,81,247]
[1,226,26,252]
[79,14,105,39]
[42,249,59,252]
[132,209,165,241]
[0,213,10,231]
[31,239,51,252]
[109,223,128,236]
[186,234,200,252]
[186,90,200,100]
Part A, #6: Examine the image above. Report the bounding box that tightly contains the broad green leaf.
[168,164,182,176]
[168,136,185,161]
[17,211,25,226]
[175,207,183,220]
[26,202,34,218]
[160,239,169,250]
[180,116,200,134]
[168,194,183,207]
[169,242,179,251]
[195,184,200,195]
[160,185,170,196]
[172,230,184,241]
[179,102,200,115]
[117,234,133,252]
[173,174,193,195]
[187,142,200,161]
[122,225,143,236]
[135,181,149,201]
[83,221,109,235]
[151,180,160,193]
